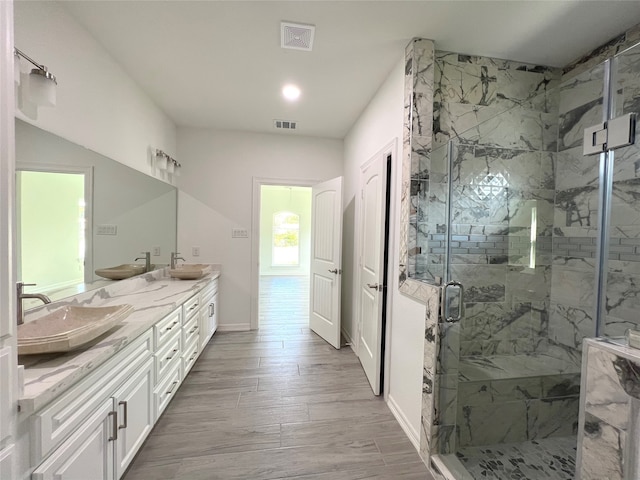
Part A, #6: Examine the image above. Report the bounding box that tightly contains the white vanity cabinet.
[31,331,155,480]
[26,272,221,480]
[199,278,219,349]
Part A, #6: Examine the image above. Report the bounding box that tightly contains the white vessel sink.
[18,304,134,355]
[95,264,146,280]
[169,263,212,280]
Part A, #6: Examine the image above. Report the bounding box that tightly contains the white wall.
[259,186,312,277]
[342,58,426,445]
[13,1,176,181]
[177,128,343,330]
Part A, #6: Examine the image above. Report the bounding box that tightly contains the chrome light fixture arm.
[14,48,57,84]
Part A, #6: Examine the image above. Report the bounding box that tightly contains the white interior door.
[357,154,387,394]
[309,177,343,349]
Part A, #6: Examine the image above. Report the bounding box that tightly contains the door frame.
[250,176,319,330]
[353,140,396,396]
[16,162,94,285]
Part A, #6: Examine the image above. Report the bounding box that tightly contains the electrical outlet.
[232,228,248,238]
[192,246,200,257]
[152,246,161,256]
[96,224,117,235]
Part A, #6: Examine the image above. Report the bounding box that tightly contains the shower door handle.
[441,281,464,323]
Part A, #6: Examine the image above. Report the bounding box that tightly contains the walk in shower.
[411,40,640,479]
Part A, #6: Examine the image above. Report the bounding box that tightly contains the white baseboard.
[387,394,420,452]
[217,323,251,332]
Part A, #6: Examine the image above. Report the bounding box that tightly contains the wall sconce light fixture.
[154,149,181,176]
[14,48,58,107]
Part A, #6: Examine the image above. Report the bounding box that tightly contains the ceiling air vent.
[280,22,315,51]
[274,119,297,130]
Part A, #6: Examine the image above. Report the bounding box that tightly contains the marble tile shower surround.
[577,339,640,480]
[17,266,221,414]
[420,283,441,465]
[404,23,640,478]
[551,40,640,350]
[433,54,562,365]
[399,37,436,299]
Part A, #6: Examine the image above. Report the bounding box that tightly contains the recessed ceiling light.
[282,84,301,101]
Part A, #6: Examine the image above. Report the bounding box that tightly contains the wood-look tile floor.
[123,276,433,480]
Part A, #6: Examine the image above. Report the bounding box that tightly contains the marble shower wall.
[400,38,436,293]
[419,284,442,465]
[397,38,443,472]
[431,51,561,359]
[577,339,640,479]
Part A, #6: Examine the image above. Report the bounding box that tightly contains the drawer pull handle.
[188,352,197,362]
[118,401,128,430]
[166,348,178,361]
[188,303,199,311]
[189,326,198,334]
[209,303,215,317]
[165,320,179,332]
[108,411,118,441]
[166,381,178,395]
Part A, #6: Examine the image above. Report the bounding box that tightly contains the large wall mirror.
[15,119,177,303]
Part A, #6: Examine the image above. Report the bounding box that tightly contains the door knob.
[367,283,380,291]
[328,268,338,274]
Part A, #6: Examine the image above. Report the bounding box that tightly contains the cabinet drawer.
[181,336,200,377]
[31,330,153,464]
[182,313,199,347]
[200,280,217,304]
[154,359,181,419]
[155,329,181,383]
[183,294,200,323]
[153,307,182,351]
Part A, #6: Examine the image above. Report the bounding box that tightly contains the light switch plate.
[232,228,248,238]
[152,246,161,256]
[192,246,200,257]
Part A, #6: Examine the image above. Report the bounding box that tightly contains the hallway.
[123,276,432,479]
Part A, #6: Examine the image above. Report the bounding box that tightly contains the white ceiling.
[62,1,640,139]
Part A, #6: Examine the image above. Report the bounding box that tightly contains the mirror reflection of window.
[272,211,300,266]
[17,170,86,292]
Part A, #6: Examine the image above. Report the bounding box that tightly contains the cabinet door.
[32,399,114,480]
[114,357,154,479]
[209,292,219,337]
[198,306,208,350]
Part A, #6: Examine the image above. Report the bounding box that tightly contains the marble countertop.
[18,266,221,416]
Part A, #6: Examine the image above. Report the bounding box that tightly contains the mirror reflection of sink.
[18,305,134,355]
[95,264,147,280]
[169,263,212,280]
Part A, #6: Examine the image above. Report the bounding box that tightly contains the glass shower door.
[601,42,640,339]
[433,56,608,479]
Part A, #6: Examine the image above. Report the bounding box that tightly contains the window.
[272,211,300,266]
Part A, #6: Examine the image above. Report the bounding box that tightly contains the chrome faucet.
[17,282,51,326]
[135,251,152,272]
[170,252,185,269]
